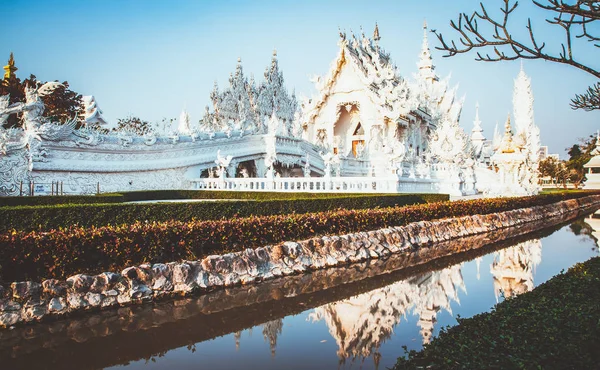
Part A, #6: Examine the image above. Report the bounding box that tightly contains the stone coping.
[1,195,599,329]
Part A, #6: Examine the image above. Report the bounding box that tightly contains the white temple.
[583,132,600,190]
[0,25,543,197]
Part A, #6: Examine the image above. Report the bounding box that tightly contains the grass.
[393,257,600,370]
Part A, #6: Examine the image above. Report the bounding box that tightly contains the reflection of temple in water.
[307,265,466,366]
[490,239,542,300]
[233,319,283,357]
[262,319,284,357]
[228,236,552,364]
[585,209,600,244]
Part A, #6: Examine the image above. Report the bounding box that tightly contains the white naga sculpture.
[0,82,77,168]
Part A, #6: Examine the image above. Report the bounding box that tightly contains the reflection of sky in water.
[100,218,600,370]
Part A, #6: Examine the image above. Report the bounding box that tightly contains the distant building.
[584,132,600,190]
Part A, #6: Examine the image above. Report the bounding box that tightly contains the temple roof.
[303,25,415,126]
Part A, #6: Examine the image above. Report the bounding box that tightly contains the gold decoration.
[3,52,18,80]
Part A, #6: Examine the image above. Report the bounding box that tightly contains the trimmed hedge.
[0,194,125,207]
[0,189,412,207]
[0,193,447,232]
[0,192,594,282]
[115,190,409,202]
[393,257,600,370]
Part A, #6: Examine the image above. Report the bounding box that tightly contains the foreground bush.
[394,257,600,370]
[0,193,446,232]
[0,192,593,282]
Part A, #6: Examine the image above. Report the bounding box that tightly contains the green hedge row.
[0,194,125,207]
[115,190,408,202]
[0,193,448,232]
[394,257,600,370]
[0,192,593,282]
[0,189,417,207]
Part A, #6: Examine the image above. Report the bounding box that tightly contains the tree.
[565,134,597,188]
[433,0,599,111]
[538,156,561,184]
[113,116,153,136]
[41,81,83,124]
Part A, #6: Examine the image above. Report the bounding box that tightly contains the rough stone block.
[11,281,41,301]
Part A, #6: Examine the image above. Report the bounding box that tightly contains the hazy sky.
[1,0,598,157]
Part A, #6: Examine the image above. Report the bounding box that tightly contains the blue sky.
[1,0,598,157]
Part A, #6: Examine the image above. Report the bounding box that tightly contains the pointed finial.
[505,113,512,133]
[237,57,242,64]
[272,49,277,58]
[373,22,381,42]
[3,52,18,80]
[423,19,428,30]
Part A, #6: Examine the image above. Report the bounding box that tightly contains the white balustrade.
[190,176,401,193]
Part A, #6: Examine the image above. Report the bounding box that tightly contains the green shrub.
[0,194,124,207]
[0,192,593,282]
[0,193,448,232]
[394,257,600,370]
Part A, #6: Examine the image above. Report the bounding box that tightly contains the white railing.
[190,176,399,193]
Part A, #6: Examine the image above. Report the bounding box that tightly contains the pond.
[1,211,598,370]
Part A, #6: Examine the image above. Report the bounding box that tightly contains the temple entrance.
[350,121,365,158]
[352,140,365,157]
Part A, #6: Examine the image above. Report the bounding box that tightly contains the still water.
[1,212,599,370]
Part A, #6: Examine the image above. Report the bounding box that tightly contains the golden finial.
[3,52,18,80]
[373,23,381,42]
[501,113,517,153]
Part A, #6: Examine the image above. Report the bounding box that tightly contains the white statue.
[303,153,311,177]
[215,150,233,178]
[321,151,340,178]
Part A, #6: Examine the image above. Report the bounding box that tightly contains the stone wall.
[1,195,599,328]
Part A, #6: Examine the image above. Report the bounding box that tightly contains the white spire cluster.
[200,54,298,136]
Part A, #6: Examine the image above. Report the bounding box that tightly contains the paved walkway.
[450,193,485,202]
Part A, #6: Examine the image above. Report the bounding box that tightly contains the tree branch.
[433,0,600,110]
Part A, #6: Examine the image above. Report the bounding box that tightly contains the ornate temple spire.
[499,113,519,154]
[513,63,535,135]
[178,108,191,134]
[235,57,243,78]
[418,20,438,83]
[373,23,381,51]
[471,103,486,142]
[3,52,17,81]
[271,49,278,70]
